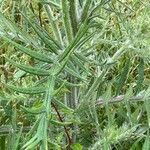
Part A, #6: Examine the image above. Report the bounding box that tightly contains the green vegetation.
[0,0,150,149]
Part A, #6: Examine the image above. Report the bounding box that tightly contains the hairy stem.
[96,95,145,106]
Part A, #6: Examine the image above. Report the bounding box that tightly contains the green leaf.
[39,0,61,9]
[21,105,45,114]
[5,84,46,94]
[50,119,72,126]
[61,0,73,43]
[10,127,23,150]
[5,57,50,76]
[116,59,130,95]
[124,86,133,124]
[0,95,9,101]
[2,36,53,63]
[135,58,144,94]
[22,13,59,54]
[54,99,74,113]
[74,52,89,63]
[0,12,37,46]
[47,139,61,150]
[81,0,92,22]
[142,135,150,150]
[58,22,89,62]
[53,81,66,95]
[71,55,91,75]
[65,66,86,81]
[23,138,41,150]
[71,143,82,150]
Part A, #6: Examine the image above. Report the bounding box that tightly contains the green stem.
[40,75,55,149]
[52,102,72,147]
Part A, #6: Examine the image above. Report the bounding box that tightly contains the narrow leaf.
[65,66,86,81]
[116,59,130,95]
[3,36,53,63]
[5,84,46,94]
[81,0,92,22]
[50,119,72,126]
[21,105,45,114]
[22,13,59,54]
[135,58,144,94]
[5,57,50,76]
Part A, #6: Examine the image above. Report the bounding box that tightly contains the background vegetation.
[0,0,150,149]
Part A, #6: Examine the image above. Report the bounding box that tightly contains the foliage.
[0,0,150,149]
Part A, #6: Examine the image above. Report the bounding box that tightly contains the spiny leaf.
[0,12,37,46]
[2,36,53,63]
[71,55,91,75]
[53,81,66,95]
[58,22,89,62]
[74,52,90,63]
[5,57,50,76]
[65,66,86,81]
[49,58,68,76]
[44,4,63,47]
[35,22,62,49]
[5,84,46,94]
[22,13,59,54]
[54,100,74,113]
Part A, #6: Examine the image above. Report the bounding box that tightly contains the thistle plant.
[0,0,150,150]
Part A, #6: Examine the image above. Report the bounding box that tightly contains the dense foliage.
[0,0,150,149]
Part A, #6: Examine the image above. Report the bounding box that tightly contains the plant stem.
[51,102,73,148]
[41,75,55,149]
[96,95,145,106]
